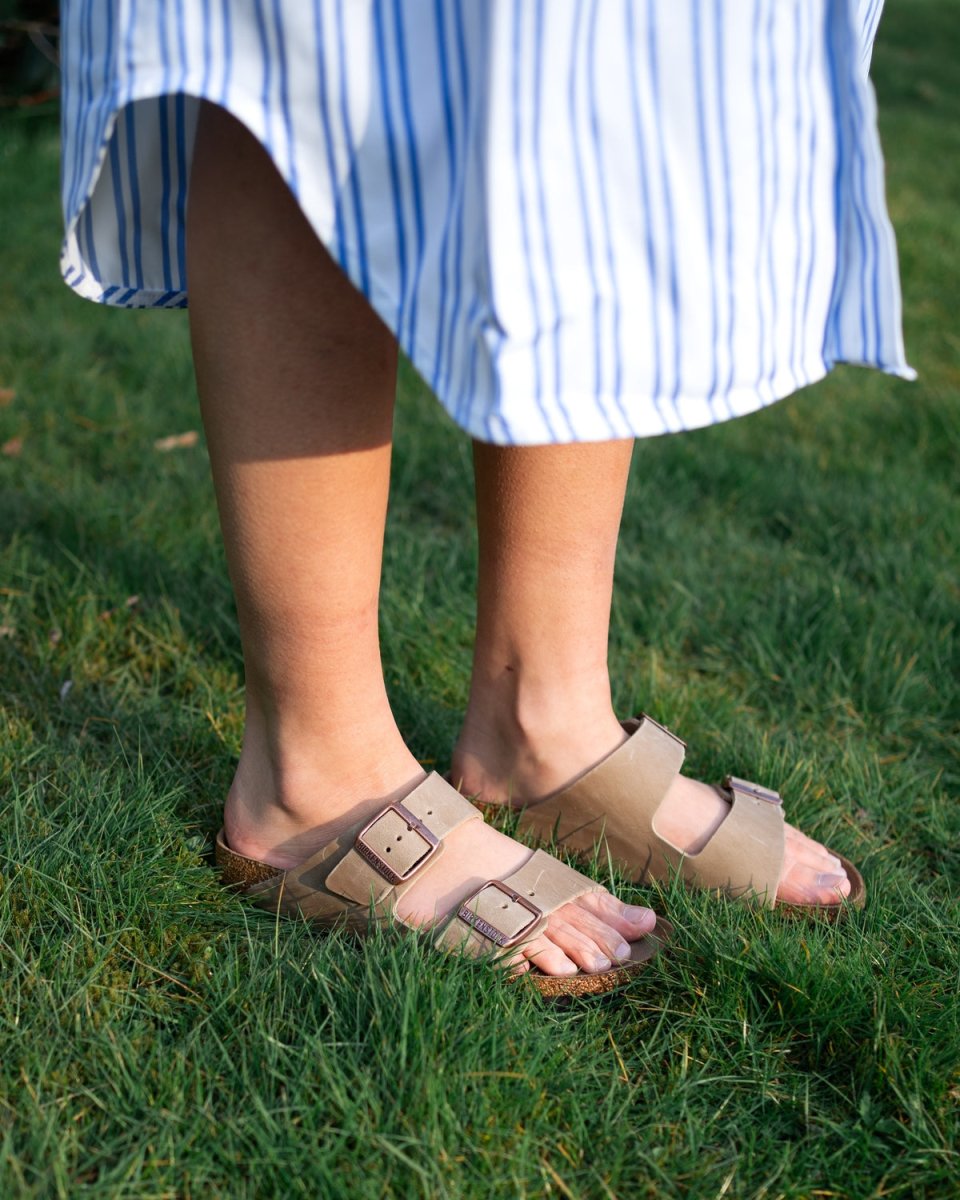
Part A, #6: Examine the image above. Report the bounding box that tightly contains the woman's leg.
[187,102,655,975]
[451,441,850,906]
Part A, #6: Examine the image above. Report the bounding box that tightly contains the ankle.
[452,673,626,805]
[223,706,424,867]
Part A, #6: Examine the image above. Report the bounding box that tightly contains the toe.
[778,822,852,904]
[558,898,650,961]
[778,857,851,905]
[541,915,615,973]
[577,890,658,941]
[519,935,581,977]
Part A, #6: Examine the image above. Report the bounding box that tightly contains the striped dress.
[59,0,913,445]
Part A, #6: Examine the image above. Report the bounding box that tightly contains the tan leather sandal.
[215,772,670,997]
[478,715,865,918]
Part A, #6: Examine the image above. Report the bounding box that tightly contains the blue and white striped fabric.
[60,0,913,445]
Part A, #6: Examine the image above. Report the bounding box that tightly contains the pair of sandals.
[216,715,866,998]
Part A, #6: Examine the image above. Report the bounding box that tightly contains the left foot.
[451,713,851,907]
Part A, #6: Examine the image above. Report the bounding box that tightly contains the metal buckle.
[725,776,782,805]
[457,880,542,948]
[638,712,687,750]
[354,802,440,885]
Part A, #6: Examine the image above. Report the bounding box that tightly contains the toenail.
[593,956,612,972]
[817,872,847,888]
[614,940,632,960]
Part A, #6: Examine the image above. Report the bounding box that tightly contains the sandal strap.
[435,849,603,958]
[222,774,481,923]
[684,776,785,906]
[513,715,787,904]
[515,713,687,868]
[324,773,481,908]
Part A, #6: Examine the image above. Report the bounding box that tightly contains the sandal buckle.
[457,880,542,948]
[726,776,782,805]
[355,802,441,885]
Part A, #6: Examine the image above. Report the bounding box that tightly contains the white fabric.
[59,0,914,445]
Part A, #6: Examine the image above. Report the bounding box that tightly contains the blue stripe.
[219,0,233,106]
[849,73,880,361]
[647,1,684,427]
[158,96,173,291]
[511,1,554,439]
[446,0,470,425]
[587,0,630,429]
[532,0,575,438]
[862,0,883,63]
[462,293,483,435]
[123,107,144,287]
[84,0,116,283]
[750,0,769,393]
[100,285,120,302]
[108,132,130,285]
[68,1,93,222]
[693,0,720,418]
[787,2,805,382]
[271,0,299,197]
[200,0,213,98]
[253,0,275,158]
[822,2,846,364]
[431,0,456,392]
[713,0,737,411]
[372,3,408,334]
[625,1,669,428]
[799,5,819,367]
[568,0,611,431]
[124,0,138,104]
[392,0,426,352]
[82,202,100,281]
[312,0,347,265]
[764,0,781,393]
[174,92,188,288]
[157,2,173,292]
[335,0,370,296]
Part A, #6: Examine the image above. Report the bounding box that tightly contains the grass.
[1,2,958,1196]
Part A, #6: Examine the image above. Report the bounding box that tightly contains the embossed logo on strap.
[457,880,542,948]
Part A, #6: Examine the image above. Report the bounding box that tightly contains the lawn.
[1,2,958,1197]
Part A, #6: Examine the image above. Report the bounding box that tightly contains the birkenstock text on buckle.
[457,880,542,948]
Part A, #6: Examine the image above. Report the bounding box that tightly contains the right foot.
[224,759,659,979]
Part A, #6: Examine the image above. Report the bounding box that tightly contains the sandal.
[215,772,670,997]
[477,715,865,917]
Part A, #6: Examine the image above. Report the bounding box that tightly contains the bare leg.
[451,442,851,906]
[187,103,655,976]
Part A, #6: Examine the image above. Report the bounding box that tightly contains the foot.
[451,713,851,907]
[223,751,659,979]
